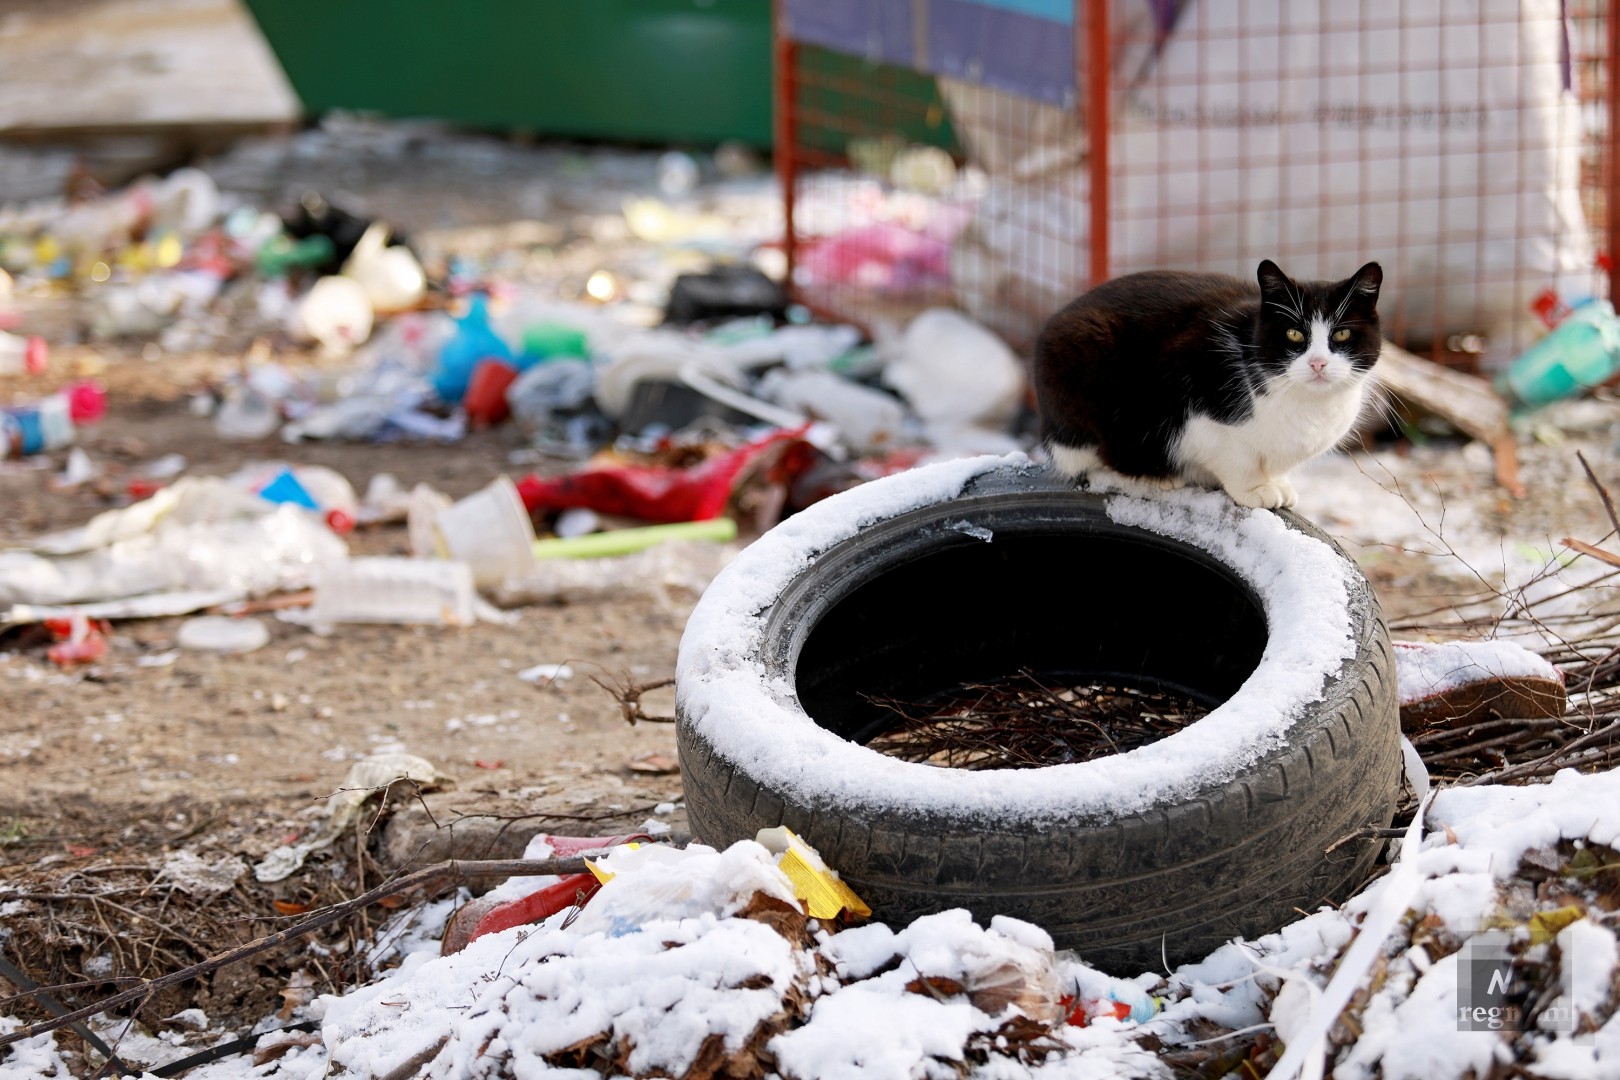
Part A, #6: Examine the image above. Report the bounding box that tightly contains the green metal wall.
[242,0,776,146]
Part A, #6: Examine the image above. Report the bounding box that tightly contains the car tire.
[676,458,1401,973]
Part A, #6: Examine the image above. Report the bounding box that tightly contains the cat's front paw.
[1274,477,1298,508]
[1228,479,1290,509]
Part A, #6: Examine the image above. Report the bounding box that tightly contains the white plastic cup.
[428,476,537,587]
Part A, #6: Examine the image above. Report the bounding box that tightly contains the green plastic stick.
[531,517,738,560]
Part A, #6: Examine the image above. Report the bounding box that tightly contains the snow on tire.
[676,456,1401,972]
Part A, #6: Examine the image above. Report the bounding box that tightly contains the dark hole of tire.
[794,530,1270,751]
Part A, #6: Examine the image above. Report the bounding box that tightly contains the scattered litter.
[882,307,1025,431]
[517,663,572,685]
[755,826,872,921]
[294,558,478,627]
[43,613,109,668]
[1497,297,1620,409]
[254,752,453,882]
[531,516,737,560]
[176,615,270,654]
[2,588,244,627]
[156,850,247,899]
[2,380,103,459]
[493,538,736,608]
[516,424,808,524]
[414,475,537,588]
[627,752,679,775]
[52,447,98,489]
[0,488,346,610]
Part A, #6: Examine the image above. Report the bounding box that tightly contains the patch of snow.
[0,1018,73,1079]
[1393,639,1563,705]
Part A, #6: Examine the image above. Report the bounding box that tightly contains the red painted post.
[1084,0,1111,287]
[1607,5,1619,301]
[774,1,799,292]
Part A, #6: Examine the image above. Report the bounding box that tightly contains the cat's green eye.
[1286,328,1305,343]
[1332,328,1351,342]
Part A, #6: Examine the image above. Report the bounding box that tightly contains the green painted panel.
[242,0,775,146]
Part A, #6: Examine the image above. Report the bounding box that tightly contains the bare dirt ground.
[3,126,1619,1067]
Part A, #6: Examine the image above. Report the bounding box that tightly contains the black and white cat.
[1032,260,1383,509]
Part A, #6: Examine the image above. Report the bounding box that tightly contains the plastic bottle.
[431,293,514,404]
[0,380,102,458]
[2,393,73,458]
[0,330,47,376]
[1496,298,1620,409]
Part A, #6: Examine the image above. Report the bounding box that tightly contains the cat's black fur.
[1032,259,1383,483]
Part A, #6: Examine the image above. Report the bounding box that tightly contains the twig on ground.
[589,671,677,725]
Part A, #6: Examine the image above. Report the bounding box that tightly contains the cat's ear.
[1256,259,1292,296]
[1347,263,1386,306]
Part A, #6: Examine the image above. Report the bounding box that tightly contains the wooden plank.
[1377,340,1523,497]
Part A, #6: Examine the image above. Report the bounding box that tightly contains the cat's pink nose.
[1309,356,1327,375]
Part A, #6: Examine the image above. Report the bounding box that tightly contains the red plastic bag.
[514,424,810,524]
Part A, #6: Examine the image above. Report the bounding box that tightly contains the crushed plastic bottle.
[1,381,102,458]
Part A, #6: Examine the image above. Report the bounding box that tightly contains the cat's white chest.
[1174,376,1369,490]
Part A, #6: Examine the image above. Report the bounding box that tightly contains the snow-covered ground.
[4,767,1618,1079]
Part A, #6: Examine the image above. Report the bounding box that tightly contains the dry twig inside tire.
[862,669,1209,770]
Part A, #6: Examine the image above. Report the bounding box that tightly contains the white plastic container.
[422,476,538,588]
[177,615,270,653]
[304,557,477,626]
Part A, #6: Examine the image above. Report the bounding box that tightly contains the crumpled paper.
[254,752,453,882]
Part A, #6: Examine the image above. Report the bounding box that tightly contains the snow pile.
[678,455,1359,826]
[316,837,1166,1080]
[1393,639,1564,705]
[5,769,1620,1077]
[1142,767,1620,1080]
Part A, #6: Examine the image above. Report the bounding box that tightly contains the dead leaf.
[473,759,506,770]
[65,844,96,858]
[274,899,312,916]
[252,1033,322,1065]
[278,970,317,1021]
[735,891,809,945]
[905,975,966,1000]
[628,752,679,774]
[1529,904,1585,946]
